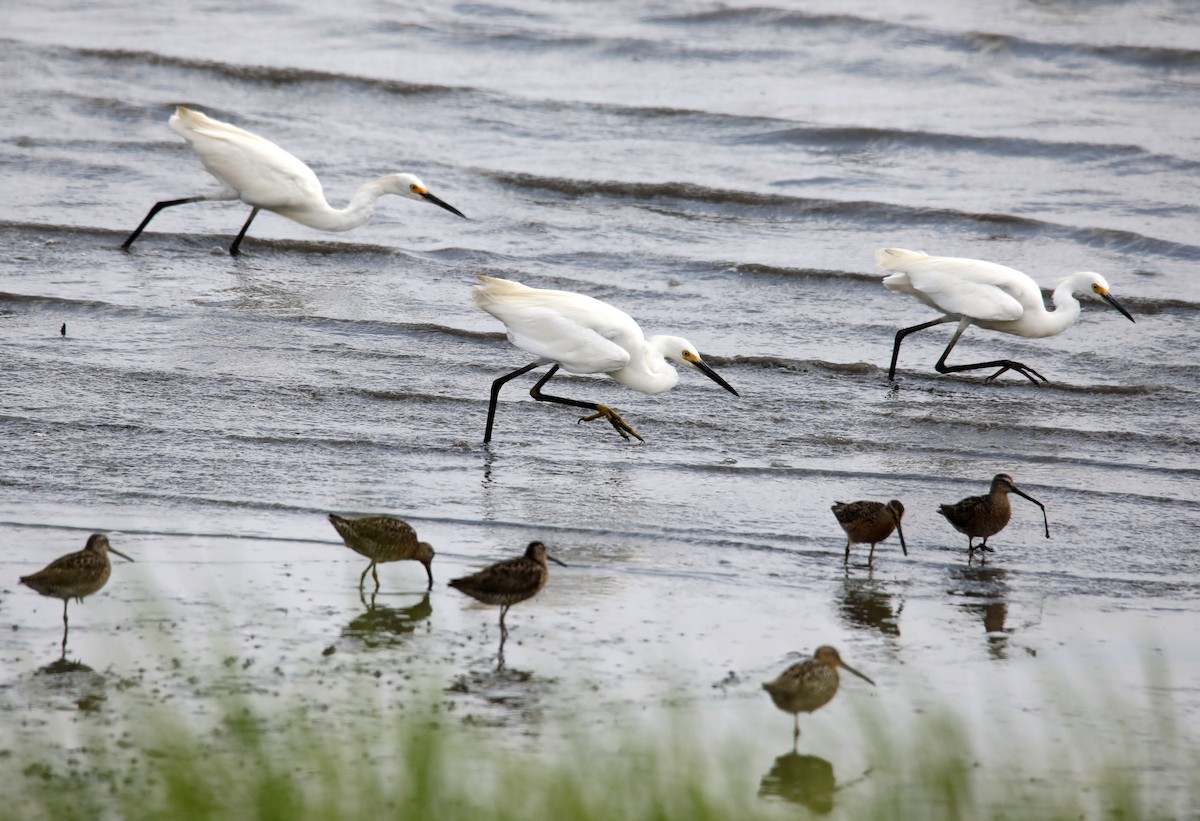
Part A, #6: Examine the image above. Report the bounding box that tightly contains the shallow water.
[2,0,1199,812]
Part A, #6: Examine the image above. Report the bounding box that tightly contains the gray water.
[2,0,1199,812]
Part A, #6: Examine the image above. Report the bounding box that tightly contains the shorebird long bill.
[1010,486,1051,538]
[840,660,876,686]
[109,546,136,562]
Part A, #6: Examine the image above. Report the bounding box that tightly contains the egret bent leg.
[121,197,206,250]
[529,366,644,442]
[484,361,544,443]
[228,207,261,256]
[933,318,1048,385]
[888,316,956,379]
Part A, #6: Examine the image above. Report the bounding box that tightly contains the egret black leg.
[889,316,956,379]
[529,365,644,442]
[484,361,544,443]
[228,207,261,257]
[933,318,1048,385]
[121,197,206,250]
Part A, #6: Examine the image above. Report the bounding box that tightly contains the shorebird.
[19,533,134,653]
[763,646,875,747]
[449,541,566,641]
[327,514,435,590]
[877,247,1134,384]
[472,274,738,443]
[831,500,907,567]
[939,474,1050,561]
[122,106,465,256]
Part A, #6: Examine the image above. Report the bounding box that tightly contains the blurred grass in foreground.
[5,651,1197,820]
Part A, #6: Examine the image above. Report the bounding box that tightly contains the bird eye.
[410,184,420,193]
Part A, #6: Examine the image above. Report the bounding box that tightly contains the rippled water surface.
[2,0,1199,812]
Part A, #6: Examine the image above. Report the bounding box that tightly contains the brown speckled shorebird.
[763,646,875,747]
[328,514,435,591]
[939,474,1050,561]
[831,500,907,567]
[19,533,134,653]
[449,541,566,641]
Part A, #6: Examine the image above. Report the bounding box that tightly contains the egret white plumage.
[472,275,739,443]
[877,248,1134,384]
[122,106,465,256]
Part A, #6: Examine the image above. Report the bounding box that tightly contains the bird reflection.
[838,576,903,637]
[948,564,1012,659]
[342,591,432,649]
[758,751,837,814]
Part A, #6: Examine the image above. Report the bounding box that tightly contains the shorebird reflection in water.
[831,499,907,567]
[19,534,134,655]
[939,474,1050,562]
[328,514,435,591]
[762,646,875,748]
[449,541,566,658]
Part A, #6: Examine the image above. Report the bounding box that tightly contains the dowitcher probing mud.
[328,514,435,591]
[20,533,134,652]
[449,541,566,640]
[831,500,907,567]
[939,473,1050,560]
[763,646,875,746]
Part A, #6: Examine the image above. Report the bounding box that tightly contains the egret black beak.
[840,660,876,686]
[1009,485,1051,539]
[420,191,466,218]
[684,352,739,397]
[1099,290,1134,323]
[110,547,135,562]
[547,553,568,568]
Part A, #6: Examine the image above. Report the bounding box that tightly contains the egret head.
[382,173,465,218]
[654,336,739,396]
[1067,272,1134,323]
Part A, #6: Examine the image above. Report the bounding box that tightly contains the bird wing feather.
[876,248,1025,322]
[473,276,635,374]
[170,107,325,209]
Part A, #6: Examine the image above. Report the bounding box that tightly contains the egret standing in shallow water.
[19,534,134,654]
[939,473,1050,562]
[763,646,875,748]
[472,275,739,443]
[877,248,1134,384]
[122,106,465,256]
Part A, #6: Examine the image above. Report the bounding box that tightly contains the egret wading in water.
[472,275,739,443]
[939,473,1050,562]
[762,646,875,748]
[877,248,1134,384]
[122,106,465,256]
[19,533,135,655]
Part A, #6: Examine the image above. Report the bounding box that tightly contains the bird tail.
[874,248,928,271]
[471,274,531,309]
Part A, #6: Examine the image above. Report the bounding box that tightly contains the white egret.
[472,275,739,443]
[122,106,465,256]
[877,248,1134,384]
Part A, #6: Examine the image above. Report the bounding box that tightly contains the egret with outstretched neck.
[122,106,465,256]
[878,248,1134,384]
[472,275,739,443]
